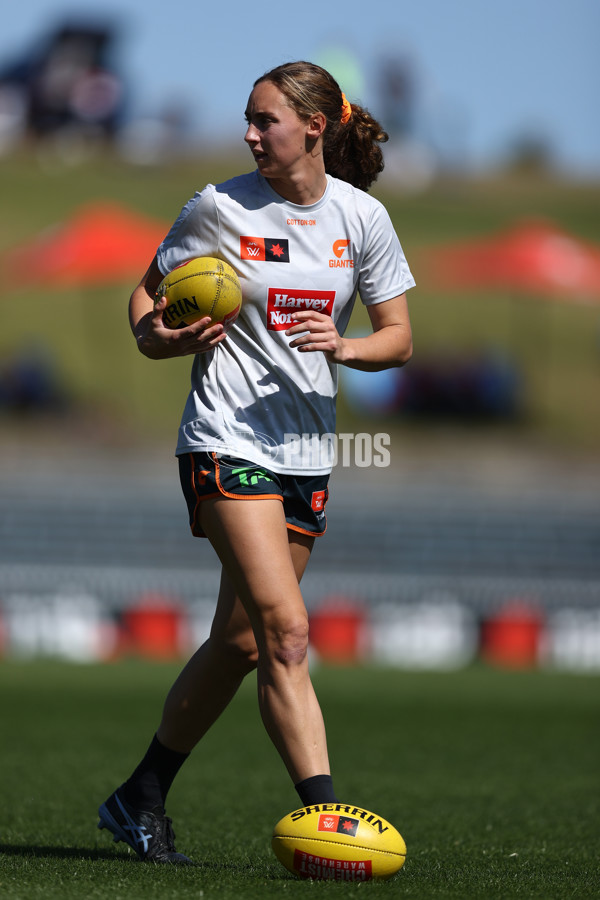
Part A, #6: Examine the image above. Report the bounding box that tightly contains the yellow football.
[272,803,406,882]
[155,256,242,329]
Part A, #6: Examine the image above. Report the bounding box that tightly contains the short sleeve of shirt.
[358,201,416,306]
[156,186,220,276]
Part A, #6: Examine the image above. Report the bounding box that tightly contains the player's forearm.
[129,285,154,345]
[129,256,163,345]
[338,324,413,371]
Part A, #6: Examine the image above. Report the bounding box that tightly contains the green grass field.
[1,659,598,898]
[1,152,600,451]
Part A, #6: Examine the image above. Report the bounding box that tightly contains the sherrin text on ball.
[155,256,242,329]
[271,803,406,882]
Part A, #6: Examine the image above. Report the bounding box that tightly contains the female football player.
[98,60,415,863]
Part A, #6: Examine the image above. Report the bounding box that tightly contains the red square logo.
[240,236,265,260]
[311,490,326,512]
[318,814,339,832]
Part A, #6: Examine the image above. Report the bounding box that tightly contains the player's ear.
[306,111,327,140]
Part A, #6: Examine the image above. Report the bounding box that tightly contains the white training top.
[157,170,415,474]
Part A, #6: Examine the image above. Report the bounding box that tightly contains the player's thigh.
[288,530,314,583]
[210,527,314,649]
[199,497,311,632]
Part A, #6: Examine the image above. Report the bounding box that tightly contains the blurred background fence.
[1,449,599,671]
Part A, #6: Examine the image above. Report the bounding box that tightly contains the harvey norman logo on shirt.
[266,288,335,331]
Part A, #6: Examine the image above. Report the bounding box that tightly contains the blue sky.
[1,0,598,176]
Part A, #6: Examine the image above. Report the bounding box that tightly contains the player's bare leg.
[156,530,313,752]
[196,497,331,784]
[98,499,333,859]
[156,576,257,752]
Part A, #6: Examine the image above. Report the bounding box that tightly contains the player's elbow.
[398,337,413,366]
[389,331,413,368]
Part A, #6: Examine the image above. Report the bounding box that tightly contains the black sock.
[295,774,338,806]
[120,734,189,812]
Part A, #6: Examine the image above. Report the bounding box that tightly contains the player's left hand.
[286,310,345,363]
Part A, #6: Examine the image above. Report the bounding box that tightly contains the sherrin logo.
[330,238,354,268]
[290,804,389,835]
[267,288,335,331]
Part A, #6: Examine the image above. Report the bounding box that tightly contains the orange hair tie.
[340,92,352,124]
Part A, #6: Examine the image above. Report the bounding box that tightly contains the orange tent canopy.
[3,201,169,288]
[421,220,600,301]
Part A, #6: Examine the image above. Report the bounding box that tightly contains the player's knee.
[269,619,309,666]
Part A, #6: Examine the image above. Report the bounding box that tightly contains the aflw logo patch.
[267,288,335,331]
[318,814,359,837]
[311,490,327,513]
[240,236,289,262]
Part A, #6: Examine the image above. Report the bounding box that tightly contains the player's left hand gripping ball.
[155,256,242,329]
[272,803,406,881]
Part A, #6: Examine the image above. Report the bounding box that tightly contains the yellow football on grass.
[272,803,406,882]
[155,256,242,330]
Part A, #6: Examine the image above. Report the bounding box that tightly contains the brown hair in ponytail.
[254,60,389,192]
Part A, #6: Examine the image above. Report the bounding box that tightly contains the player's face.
[244,81,311,184]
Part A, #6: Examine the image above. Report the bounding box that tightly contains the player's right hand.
[137,295,227,359]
